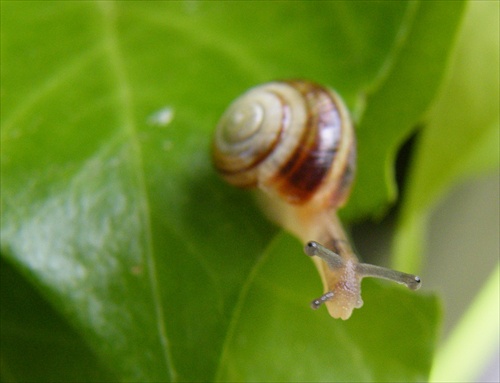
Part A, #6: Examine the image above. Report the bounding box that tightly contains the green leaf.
[0,258,116,382]
[1,1,464,381]
[430,264,500,382]
[393,0,500,271]
[348,0,468,220]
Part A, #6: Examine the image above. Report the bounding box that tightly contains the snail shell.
[212,80,356,211]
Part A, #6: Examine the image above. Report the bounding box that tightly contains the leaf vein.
[97,2,176,381]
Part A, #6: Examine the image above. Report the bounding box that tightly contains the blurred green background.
[1,1,498,382]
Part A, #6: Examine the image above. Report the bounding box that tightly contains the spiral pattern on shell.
[212,80,356,209]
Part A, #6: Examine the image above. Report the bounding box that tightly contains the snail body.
[212,80,420,320]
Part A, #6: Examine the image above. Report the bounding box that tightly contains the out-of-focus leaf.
[393,0,500,271]
[348,0,468,221]
[0,258,116,382]
[430,264,500,382]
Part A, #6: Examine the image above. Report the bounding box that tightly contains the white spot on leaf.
[147,106,174,127]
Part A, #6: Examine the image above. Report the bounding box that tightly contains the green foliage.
[2,1,496,382]
[393,0,500,271]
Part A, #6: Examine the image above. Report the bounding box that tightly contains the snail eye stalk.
[305,241,422,290]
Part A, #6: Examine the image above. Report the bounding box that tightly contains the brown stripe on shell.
[272,81,342,204]
[329,145,356,208]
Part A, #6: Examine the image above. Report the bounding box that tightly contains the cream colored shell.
[212,80,356,210]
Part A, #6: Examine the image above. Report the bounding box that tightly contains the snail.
[212,80,421,320]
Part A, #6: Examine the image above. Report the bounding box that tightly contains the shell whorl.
[213,80,356,209]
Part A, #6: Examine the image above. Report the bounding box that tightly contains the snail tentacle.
[311,291,335,310]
